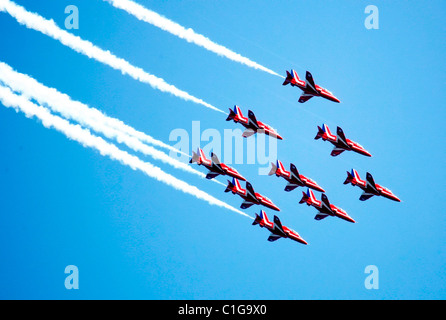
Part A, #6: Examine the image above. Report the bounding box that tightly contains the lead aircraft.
[253,210,308,245]
[282,69,340,103]
[344,169,401,202]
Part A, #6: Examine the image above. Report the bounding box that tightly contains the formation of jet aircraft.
[187,68,400,245]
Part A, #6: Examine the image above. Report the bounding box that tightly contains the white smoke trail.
[0,84,251,219]
[0,61,224,185]
[104,0,282,78]
[0,62,185,156]
[0,0,224,113]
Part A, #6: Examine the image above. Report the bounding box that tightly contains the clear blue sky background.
[0,0,444,299]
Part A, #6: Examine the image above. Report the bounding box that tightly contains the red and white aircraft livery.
[268,160,325,193]
[189,148,246,181]
[344,169,401,202]
[315,124,372,157]
[225,178,280,211]
[253,210,308,245]
[226,105,283,140]
[299,188,355,223]
[282,69,340,103]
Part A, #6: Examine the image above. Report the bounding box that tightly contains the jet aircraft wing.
[267,233,282,242]
[331,147,345,157]
[315,213,330,220]
[290,164,304,185]
[365,172,378,193]
[336,127,350,149]
[245,182,259,203]
[284,183,299,192]
[305,71,318,94]
[242,128,256,138]
[241,201,255,209]
[298,93,314,103]
[205,171,220,179]
[247,110,260,130]
[210,152,221,165]
[321,194,333,213]
[360,192,375,201]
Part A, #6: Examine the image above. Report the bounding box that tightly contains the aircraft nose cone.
[348,216,356,223]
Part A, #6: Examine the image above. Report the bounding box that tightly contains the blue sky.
[0,0,445,299]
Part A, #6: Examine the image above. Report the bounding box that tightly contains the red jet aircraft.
[226,105,283,140]
[189,148,246,181]
[253,210,308,245]
[315,124,372,157]
[344,169,401,202]
[299,188,355,223]
[268,160,325,193]
[282,69,340,103]
[225,178,280,211]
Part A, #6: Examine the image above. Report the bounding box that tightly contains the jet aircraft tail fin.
[268,162,278,176]
[282,69,299,86]
[299,190,309,204]
[252,212,263,226]
[300,188,316,204]
[344,170,354,185]
[226,107,236,121]
[344,169,361,185]
[224,179,234,193]
[252,210,268,225]
[315,125,324,140]
[189,150,200,164]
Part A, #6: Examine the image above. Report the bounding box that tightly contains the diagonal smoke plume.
[104,0,282,77]
[0,61,225,185]
[0,84,251,219]
[0,0,224,113]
